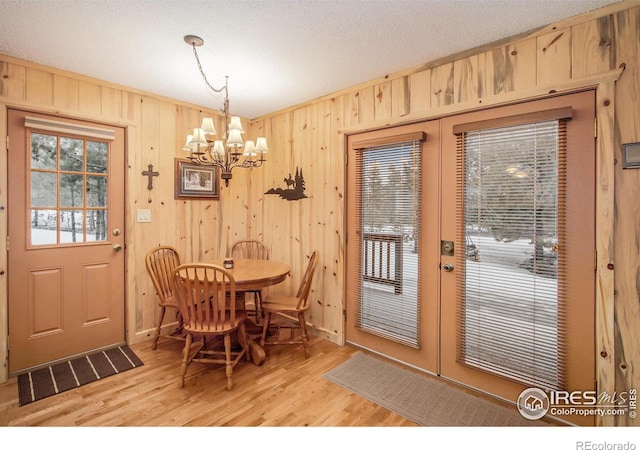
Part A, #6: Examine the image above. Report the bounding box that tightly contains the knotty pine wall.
[1,1,638,426]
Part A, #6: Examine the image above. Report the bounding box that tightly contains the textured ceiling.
[0,0,619,118]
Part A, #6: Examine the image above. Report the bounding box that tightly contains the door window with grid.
[26,117,113,247]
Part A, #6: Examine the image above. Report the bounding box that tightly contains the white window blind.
[456,117,568,390]
[354,139,422,348]
[25,116,116,141]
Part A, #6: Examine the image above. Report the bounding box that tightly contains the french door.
[346,91,595,425]
[346,120,441,373]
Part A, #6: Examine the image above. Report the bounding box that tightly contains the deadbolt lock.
[443,263,454,272]
[441,240,455,256]
[112,228,121,236]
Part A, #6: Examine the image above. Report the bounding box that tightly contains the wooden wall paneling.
[391,76,409,118]
[261,113,289,271]
[252,116,273,254]
[304,102,321,326]
[343,90,360,127]
[99,86,126,119]
[122,95,142,342]
[25,67,53,105]
[408,69,431,114]
[123,91,136,122]
[0,61,26,100]
[307,100,329,329]
[536,27,571,87]
[572,15,614,78]
[173,103,197,258]
[612,5,640,427]
[288,106,311,297]
[135,96,161,336]
[477,41,537,99]
[327,95,345,341]
[226,167,250,250]
[53,74,79,110]
[504,39,537,93]
[482,48,501,98]
[357,86,375,125]
[223,116,247,246]
[0,105,7,383]
[302,103,317,273]
[155,101,177,230]
[374,80,392,121]
[272,109,298,294]
[177,107,217,263]
[454,55,478,104]
[430,62,454,108]
[78,80,101,116]
[595,80,616,426]
[248,117,270,243]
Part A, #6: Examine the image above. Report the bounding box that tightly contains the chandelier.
[182,34,268,187]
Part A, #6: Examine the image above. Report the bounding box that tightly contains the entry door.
[345,120,441,374]
[440,91,596,425]
[8,109,126,373]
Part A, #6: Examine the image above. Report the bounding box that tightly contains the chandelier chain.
[191,44,228,96]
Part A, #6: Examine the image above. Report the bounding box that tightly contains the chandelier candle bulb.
[243,141,256,157]
[182,134,193,151]
[226,129,244,148]
[255,137,269,153]
[228,116,245,132]
[213,140,225,155]
[200,118,217,138]
[191,128,207,149]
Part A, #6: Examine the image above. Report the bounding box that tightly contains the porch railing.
[363,232,403,295]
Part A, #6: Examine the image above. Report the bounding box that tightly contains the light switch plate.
[622,142,640,169]
[137,209,151,223]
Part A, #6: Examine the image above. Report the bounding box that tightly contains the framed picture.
[174,158,219,200]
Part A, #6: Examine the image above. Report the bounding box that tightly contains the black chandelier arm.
[187,152,265,171]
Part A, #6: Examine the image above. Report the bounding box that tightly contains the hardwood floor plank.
[0,334,525,427]
[0,336,417,426]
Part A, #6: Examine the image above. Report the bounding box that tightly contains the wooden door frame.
[0,104,131,383]
[340,70,620,425]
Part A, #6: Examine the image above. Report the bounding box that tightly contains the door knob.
[443,263,454,272]
[113,244,123,251]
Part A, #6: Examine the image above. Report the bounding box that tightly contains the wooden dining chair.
[145,245,185,350]
[260,251,318,358]
[172,263,250,389]
[231,239,269,322]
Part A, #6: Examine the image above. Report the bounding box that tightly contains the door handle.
[113,244,123,251]
[443,263,454,272]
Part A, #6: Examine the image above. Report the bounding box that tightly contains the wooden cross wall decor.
[142,164,159,190]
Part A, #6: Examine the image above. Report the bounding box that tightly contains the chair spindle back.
[231,240,269,260]
[296,251,318,309]
[145,246,181,304]
[173,264,237,332]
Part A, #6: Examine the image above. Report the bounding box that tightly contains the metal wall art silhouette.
[265,166,308,201]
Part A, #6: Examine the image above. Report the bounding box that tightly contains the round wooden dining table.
[204,258,291,365]
[206,259,290,292]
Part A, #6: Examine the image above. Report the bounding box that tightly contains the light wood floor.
[0,333,420,426]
